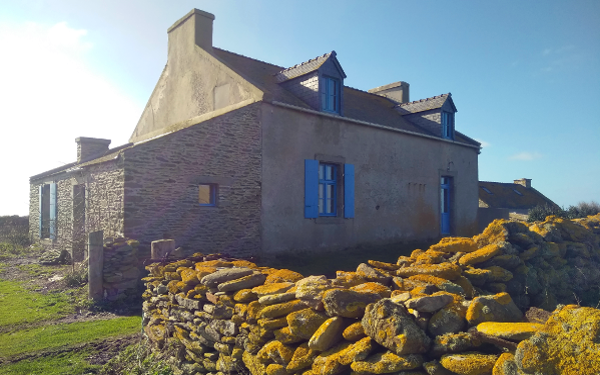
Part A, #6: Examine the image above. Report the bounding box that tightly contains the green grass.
[0,351,100,375]
[0,316,141,357]
[16,263,66,279]
[0,281,74,329]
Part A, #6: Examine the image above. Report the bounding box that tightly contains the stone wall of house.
[28,159,124,261]
[123,103,262,258]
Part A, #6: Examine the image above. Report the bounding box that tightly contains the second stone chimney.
[514,178,532,188]
[368,81,410,103]
[76,137,111,163]
[167,8,215,54]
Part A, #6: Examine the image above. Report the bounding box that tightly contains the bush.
[528,201,600,222]
[63,262,88,287]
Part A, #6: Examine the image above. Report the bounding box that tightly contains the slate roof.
[397,94,453,115]
[275,52,335,82]
[479,181,559,210]
[213,48,452,137]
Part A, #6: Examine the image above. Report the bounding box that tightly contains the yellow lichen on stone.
[410,249,425,259]
[459,244,502,266]
[332,272,367,288]
[265,363,287,375]
[367,259,400,271]
[515,305,600,375]
[350,351,424,373]
[350,282,391,298]
[337,337,374,365]
[474,219,510,248]
[396,263,462,280]
[440,352,498,375]
[252,282,295,297]
[311,341,352,375]
[265,269,304,284]
[273,326,304,345]
[233,289,258,303]
[342,321,366,341]
[430,237,478,253]
[518,246,538,261]
[179,268,199,285]
[492,353,516,375]
[484,266,513,283]
[258,317,289,330]
[231,259,258,268]
[194,264,217,276]
[453,276,475,298]
[415,250,447,265]
[286,343,318,372]
[476,321,543,341]
[195,260,233,268]
[257,340,295,365]
[260,299,306,319]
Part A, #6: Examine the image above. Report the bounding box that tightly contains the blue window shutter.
[344,164,355,218]
[304,160,318,218]
[38,185,43,238]
[49,183,57,240]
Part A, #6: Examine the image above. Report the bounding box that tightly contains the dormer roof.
[275,51,347,82]
[397,93,456,115]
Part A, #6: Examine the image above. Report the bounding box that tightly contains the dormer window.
[442,111,454,139]
[321,76,340,114]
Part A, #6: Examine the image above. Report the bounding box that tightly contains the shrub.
[528,201,600,223]
[565,201,600,219]
[527,205,567,222]
[63,262,88,287]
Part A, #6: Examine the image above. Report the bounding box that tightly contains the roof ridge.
[277,51,333,75]
[213,47,284,69]
[399,93,450,106]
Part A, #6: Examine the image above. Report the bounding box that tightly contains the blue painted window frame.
[321,76,340,114]
[318,163,337,216]
[440,176,452,235]
[198,184,217,206]
[305,160,354,219]
[442,111,454,140]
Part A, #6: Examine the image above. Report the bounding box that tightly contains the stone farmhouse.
[478,178,559,227]
[29,9,481,260]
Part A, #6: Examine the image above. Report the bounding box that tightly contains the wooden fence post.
[88,231,104,301]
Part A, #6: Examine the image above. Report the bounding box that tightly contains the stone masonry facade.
[122,103,263,257]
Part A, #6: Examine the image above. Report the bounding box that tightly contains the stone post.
[88,231,104,302]
[151,239,176,259]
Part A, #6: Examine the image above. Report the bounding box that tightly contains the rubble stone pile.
[103,238,140,301]
[141,214,600,375]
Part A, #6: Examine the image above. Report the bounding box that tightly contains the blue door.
[440,177,451,235]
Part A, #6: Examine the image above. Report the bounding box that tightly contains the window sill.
[315,217,343,225]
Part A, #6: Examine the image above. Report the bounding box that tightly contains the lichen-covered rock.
[332,271,367,288]
[408,275,465,296]
[260,299,307,319]
[396,263,462,280]
[218,272,267,292]
[466,293,523,326]
[429,237,478,253]
[308,316,346,352]
[242,350,267,375]
[322,288,381,318]
[475,321,543,341]
[265,268,304,284]
[514,305,600,375]
[258,292,296,305]
[351,351,424,374]
[484,266,513,283]
[440,352,498,375]
[405,293,454,313]
[257,340,295,365]
[350,281,392,298]
[459,244,503,266]
[356,263,393,285]
[287,308,330,340]
[342,321,366,341]
[429,332,481,358]
[428,294,468,337]
[252,282,295,297]
[367,259,401,271]
[295,276,335,310]
[201,267,253,287]
[337,337,374,365]
[492,353,517,375]
[286,343,318,372]
[362,298,430,355]
[311,341,352,375]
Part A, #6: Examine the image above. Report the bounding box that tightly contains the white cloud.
[0,22,142,215]
[509,152,543,161]
[475,139,490,148]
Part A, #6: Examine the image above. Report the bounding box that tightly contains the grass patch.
[0,351,100,375]
[16,263,66,279]
[99,342,174,375]
[0,281,74,329]
[0,316,141,358]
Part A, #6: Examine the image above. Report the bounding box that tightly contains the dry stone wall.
[102,237,141,301]
[141,214,600,374]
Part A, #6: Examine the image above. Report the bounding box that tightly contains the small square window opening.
[199,184,217,206]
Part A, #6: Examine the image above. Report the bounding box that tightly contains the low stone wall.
[103,238,140,301]
[140,214,600,374]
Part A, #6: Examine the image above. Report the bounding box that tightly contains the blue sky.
[0,0,598,215]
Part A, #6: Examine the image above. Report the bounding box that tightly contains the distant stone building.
[478,178,559,229]
[29,9,480,259]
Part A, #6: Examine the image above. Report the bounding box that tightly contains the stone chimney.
[368,81,410,103]
[76,137,111,163]
[167,9,215,54]
[514,178,532,188]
